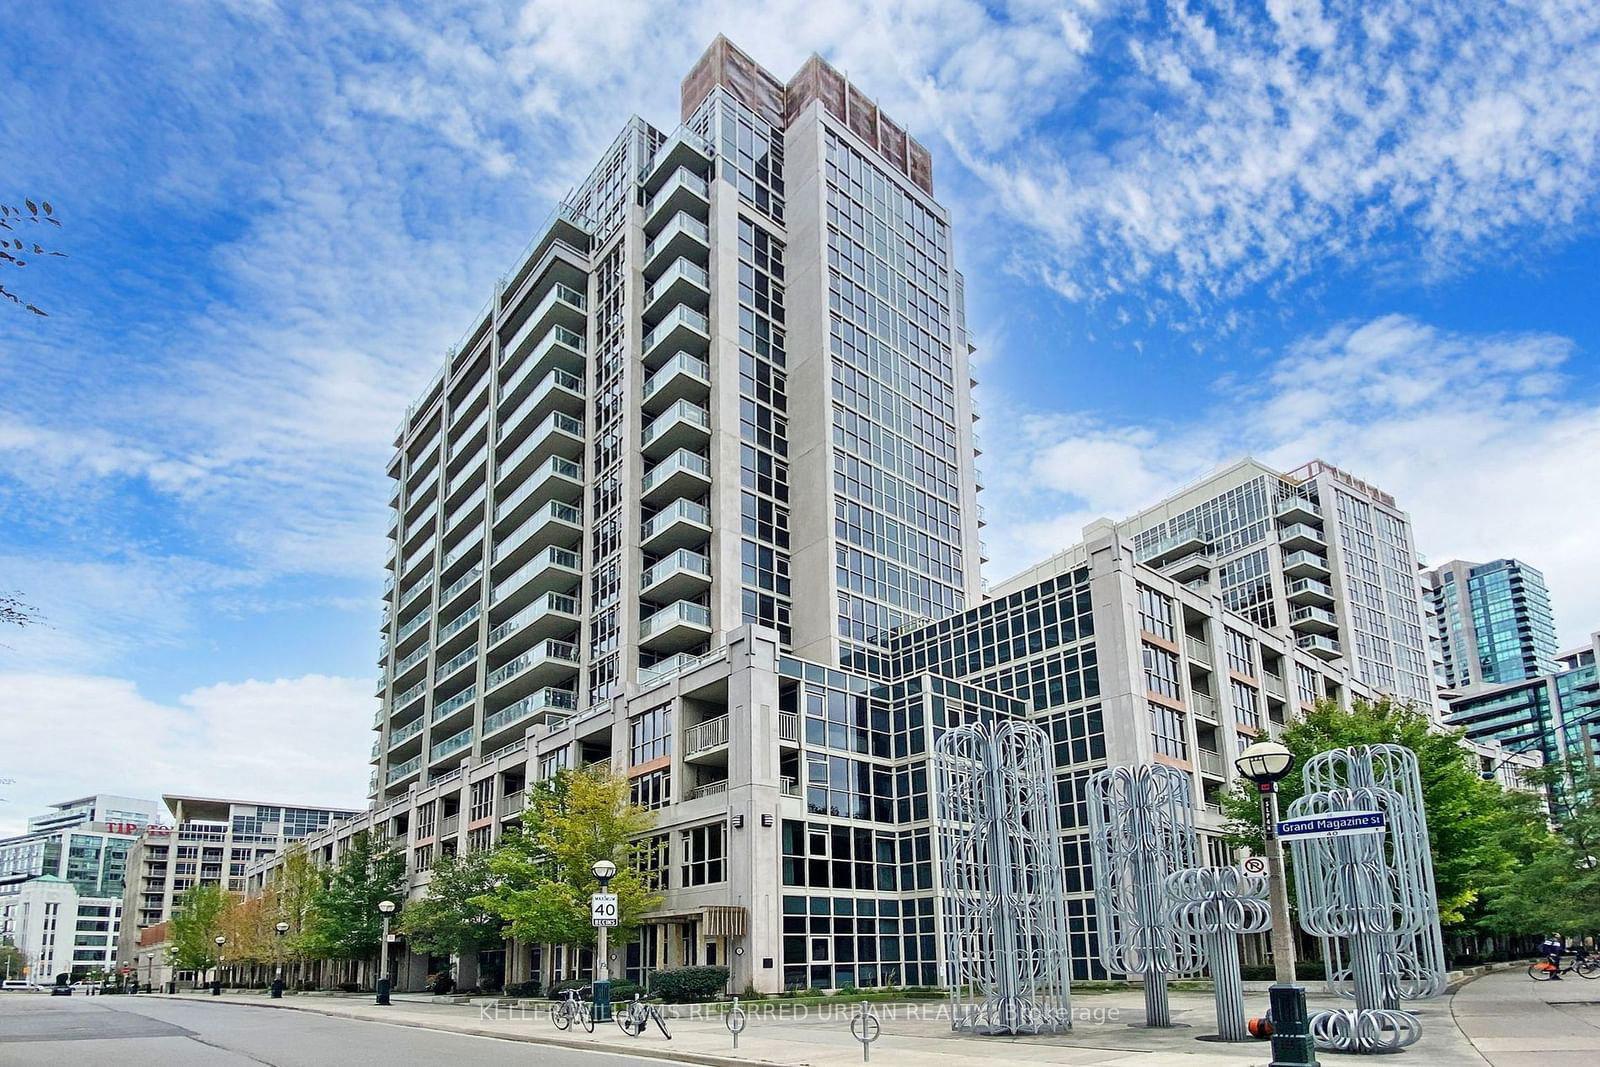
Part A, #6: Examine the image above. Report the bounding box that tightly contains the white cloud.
[0,673,373,838]
[982,315,1600,647]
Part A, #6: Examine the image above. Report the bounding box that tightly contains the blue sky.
[3,0,1598,831]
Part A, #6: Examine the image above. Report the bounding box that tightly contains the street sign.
[1277,810,1386,839]
[1240,855,1268,877]
[590,892,619,927]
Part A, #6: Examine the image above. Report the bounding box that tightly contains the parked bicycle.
[551,988,595,1032]
[1529,950,1600,981]
[616,993,672,1039]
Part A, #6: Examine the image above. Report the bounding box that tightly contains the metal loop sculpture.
[1288,744,1443,1053]
[1164,866,1272,1041]
[1086,763,1203,1027]
[933,720,1074,1035]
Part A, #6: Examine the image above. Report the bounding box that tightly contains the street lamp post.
[273,921,289,998]
[376,900,396,1006]
[591,859,618,1023]
[1235,740,1318,1067]
[212,936,226,997]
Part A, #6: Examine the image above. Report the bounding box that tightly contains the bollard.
[726,995,747,1051]
[850,1001,881,1062]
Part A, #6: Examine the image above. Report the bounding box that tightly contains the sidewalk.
[153,979,1491,1067]
[1452,965,1600,1065]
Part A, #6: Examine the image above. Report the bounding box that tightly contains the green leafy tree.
[1481,757,1600,935]
[168,884,230,973]
[476,767,661,948]
[0,937,27,978]
[270,844,326,963]
[1221,697,1516,924]
[398,848,505,958]
[302,833,406,962]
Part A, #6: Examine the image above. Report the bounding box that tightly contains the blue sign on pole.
[1276,810,1386,839]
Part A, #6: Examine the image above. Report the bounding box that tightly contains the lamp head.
[378,899,397,915]
[591,858,618,883]
[275,921,290,934]
[1235,740,1295,786]
[215,936,226,947]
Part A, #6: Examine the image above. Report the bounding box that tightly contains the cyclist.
[1541,934,1567,980]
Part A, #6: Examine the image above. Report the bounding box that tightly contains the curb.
[148,994,773,1067]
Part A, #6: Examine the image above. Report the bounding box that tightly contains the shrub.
[1240,962,1325,982]
[296,980,318,992]
[650,966,730,1003]
[504,980,542,998]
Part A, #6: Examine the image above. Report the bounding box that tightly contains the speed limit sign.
[590,892,619,927]
[1241,855,1268,877]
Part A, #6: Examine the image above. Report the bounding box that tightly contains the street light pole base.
[376,977,391,1006]
[592,979,611,1022]
[1268,983,1318,1067]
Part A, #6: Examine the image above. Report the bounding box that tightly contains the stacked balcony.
[492,546,582,613]
[1289,604,1339,634]
[640,548,712,602]
[1297,633,1343,660]
[1286,576,1336,606]
[480,686,577,747]
[639,600,712,654]
[483,639,580,706]
[1282,550,1332,579]
[642,352,711,415]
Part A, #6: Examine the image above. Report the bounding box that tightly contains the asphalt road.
[0,994,661,1066]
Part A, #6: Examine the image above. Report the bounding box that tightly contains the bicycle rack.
[851,1001,881,1062]
[726,995,747,1050]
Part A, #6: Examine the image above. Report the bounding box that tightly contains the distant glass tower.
[1422,558,1559,693]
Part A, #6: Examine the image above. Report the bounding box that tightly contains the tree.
[0,937,27,978]
[302,832,406,963]
[1,591,41,629]
[477,767,662,949]
[168,884,230,974]
[219,889,282,965]
[1221,697,1517,924]
[398,848,505,959]
[0,198,65,317]
[270,844,326,964]
[1481,757,1600,936]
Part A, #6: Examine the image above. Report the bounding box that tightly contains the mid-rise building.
[1423,558,1560,693]
[116,795,360,986]
[0,795,159,895]
[1444,630,1600,773]
[0,876,122,982]
[1115,458,1435,708]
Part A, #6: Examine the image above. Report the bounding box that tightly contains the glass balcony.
[393,680,427,716]
[642,257,710,321]
[405,463,440,507]
[1279,522,1326,551]
[446,447,487,499]
[449,373,490,428]
[396,609,431,643]
[482,686,577,739]
[435,643,478,685]
[448,407,490,465]
[641,498,711,552]
[430,726,474,763]
[641,305,710,367]
[391,641,430,682]
[643,213,710,276]
[399,573,432,611]
[439,562,483,612]
[436,602,481,653]
[445,485,486,536]
[643,128,713,193]
[1290,605,1339,633]
[640,548,712,602]
[385,755,422,786]
[641,351,711,414]
[403,504,438,546]
[499,325,585,404]
[493,456,582,532]
[492,500,584,573]
[1141,526,1209,567]
[641,448,711,503]
[388,716,425,749]
[497,369,585,449]
[640,400,710,459]
[431,683,477,723]
[485,639,580,697]
[1276,494,1322,524]
[644,167,710,229]
[440,525,484,574]
[401,539,435,581]
[1282,550,1331,579]
[1296,633,1343,660]
[488,592,580,651]
[1286,576,1336,605]
[493,546,582,612]
[639,600,712,653]
[501,283,587,375]
[496,411,584,486]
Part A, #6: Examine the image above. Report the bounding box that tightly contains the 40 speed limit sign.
[590,892,619,927]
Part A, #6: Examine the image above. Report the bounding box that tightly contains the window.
[1230,679,1261,729]
[1137,586,1175,641]
[1225,628,1255,675]
[630,704,672,765]
[635,833,669,891]
[537,749,569,781]
[1150,702,1189,760]
[679,823,726,886]
[630,769,672,811]
[469,780,493,822]
[1142,644,1181,700]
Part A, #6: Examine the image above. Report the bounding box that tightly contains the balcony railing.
[779,711,799,743]
[446,485,487,533]
[494,456,582,523]
[441,526,484,571]
[641,499,710,543]
[485,639,580,690]
[684,713,729,757]
[641,306,710,359]
[388,717,425,748]
[642,351,710,405]
[483,687,576,736]
[641,548,711,591]
[440,563,484,605]
[391,642,429,679]
[440,813,461,836]
[493,501,583,563]
[643,258,710,308]
[438,602,481,643]
[1197,748,1226,777]
[399,574,432,610]
[436,644,478,682]
[385,755,422,785]
[431,728,474,762]
[393,679,426,711]
[690,780,729,800]
[1185,636,1212,665]
[640,600,712,639]
[492,546,581,602]
[780,775,799,797]
[641,449,711,495]
[488,593,579,646]
[645,168,710,220]
[404,504,438,544]
[643,213,710,265]
[1191,691,1218,720]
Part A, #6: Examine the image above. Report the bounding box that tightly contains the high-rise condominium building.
[1422,558,1560,694]
[1115,458,1435,708]
[1443,631,1600,778]
[370,34,979,803]
[254,40,1379,996]
[24,795,161,835]
[0,795,159,894]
